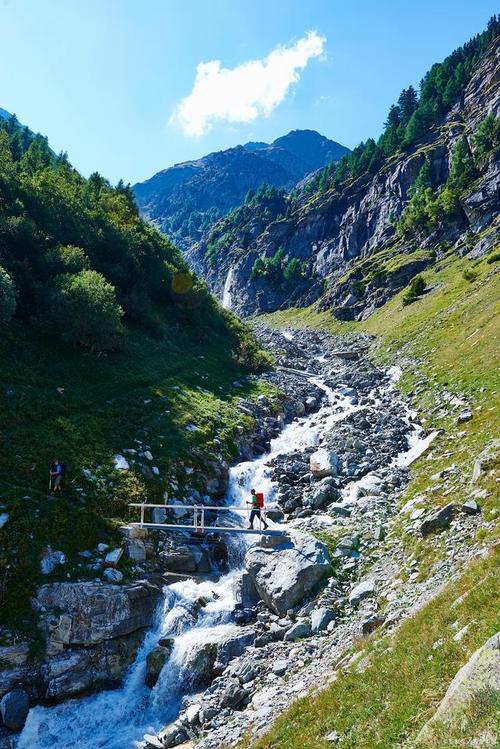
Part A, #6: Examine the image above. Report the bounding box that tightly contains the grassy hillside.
[0,316,277,642]
[0,114,276,641]
[252,246,499,748]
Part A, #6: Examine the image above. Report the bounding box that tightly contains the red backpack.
[256,492,264,508]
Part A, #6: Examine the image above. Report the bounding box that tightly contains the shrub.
[45,245,90,275]
[462,268,478,282]
[49,269,124,351]
[402,274,426,305]
[0,266,16,323]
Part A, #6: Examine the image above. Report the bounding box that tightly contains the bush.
[0,266,16,323]
[462,268,478,282]
[49,270,124,351]
[45,245,90,275]
[402,274,426,305]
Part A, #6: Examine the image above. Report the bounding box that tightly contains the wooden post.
[140,503,145,527]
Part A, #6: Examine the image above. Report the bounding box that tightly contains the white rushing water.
[18,374,349,749]
[18,362,428,749]
[222,269,234,310]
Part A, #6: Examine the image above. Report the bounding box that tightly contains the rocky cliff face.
[0,580,162,706]
[133,130,349,249]
[187,39,499,319]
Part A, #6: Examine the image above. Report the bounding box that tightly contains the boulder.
[420,503,456,536]
[461,498,480,515]
[284,621,311,641]
[0,689,29,730]
[414,631,500,746]
[124,539,147,563]
[159,722,188,748]
[145,645,172,688]
[35,581,161,647]
[104,548,123,566]
[272,658,289,676]
[219,679,249,709]
[310,449,340,478]
[311,607,335,633]
[113,454,129,470]
[103,568,123,583]
[245,531,331,616]
[349,579,376,606]
[40,548,66,575]
[40,630,144,699]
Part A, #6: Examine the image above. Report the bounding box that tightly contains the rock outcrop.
[186,38,499,319]
[0,580,162,706]
[245,532,331,616]
[414,630,500,746]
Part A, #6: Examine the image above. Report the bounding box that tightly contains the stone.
[373,525,386,541]
[310,449,340,478]
[103,568,123,583]
[0,689,29,730]
[219,679,248,708]
[119,525,148,540]
[159,722,188,748]
[329,503,351,518]
[420,503,456,536]
[272,658,289,676]
[472,440,499,483]
[414,631,500,745]
[325,731,341,743]
[456,410,473,423]
[360,613,385,635]
[0,513,8,529]
[461,498,480,515]
[185,703,200,724]
[284,621,311,641]
[104,548,123,566]
[124,539,146,563]
[113,454,130,470]
[245,531,331,616]
[144,735,163,749]
[40,548,66,575]
[311,607,335,633]
[349,579,376,606]
[145,645,172,688]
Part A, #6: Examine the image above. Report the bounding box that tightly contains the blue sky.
[0,0,497,184]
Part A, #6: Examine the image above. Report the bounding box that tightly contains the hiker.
[247,488,268,530]
[49,459,64,493]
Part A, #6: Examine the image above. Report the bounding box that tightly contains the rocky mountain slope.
[187,25,499,318]
[133,130,349,249]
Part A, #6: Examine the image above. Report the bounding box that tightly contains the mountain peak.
[133,129,350,249]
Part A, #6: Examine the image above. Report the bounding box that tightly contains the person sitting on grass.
[247,488,268,530]
[49,459,64,494]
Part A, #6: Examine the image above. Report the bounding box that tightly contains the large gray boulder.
[245,531,331,615]
[310,449,340,478]
[415,631,500,745]
[35,580,161,650]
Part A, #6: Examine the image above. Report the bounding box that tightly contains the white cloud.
[170,31,326,137]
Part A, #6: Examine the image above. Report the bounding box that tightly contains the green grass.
[0,321,278,639]
[249,249,499,749]
[243,548,500,749]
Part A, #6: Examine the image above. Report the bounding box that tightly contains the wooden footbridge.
[129,503,285,536]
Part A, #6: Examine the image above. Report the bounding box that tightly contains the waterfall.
[222,269,234,309]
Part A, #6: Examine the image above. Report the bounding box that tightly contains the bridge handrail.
[129,503,253,513]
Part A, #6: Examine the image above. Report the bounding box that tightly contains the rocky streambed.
[4,327,485,749]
